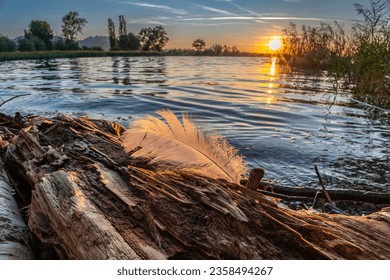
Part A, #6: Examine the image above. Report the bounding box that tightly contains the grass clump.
[0,50,161,61]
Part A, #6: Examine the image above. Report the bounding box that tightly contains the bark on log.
[0,158,34,259]
[4,114,390,260]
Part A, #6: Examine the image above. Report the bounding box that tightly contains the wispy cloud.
[177,16,255,21]
[231,3,259,16]
[124,1,188,15]
[127,19,168,25]
[177,16,329,22]
[126,16,170,26]
[198,5,234,15]
[180,22,248,27]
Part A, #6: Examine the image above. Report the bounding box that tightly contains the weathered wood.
[3,115,390,260]
[0,158,34,260]
[246,168,265,191]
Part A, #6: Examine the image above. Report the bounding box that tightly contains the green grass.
[0,50,272,62]
[0,50,162,61]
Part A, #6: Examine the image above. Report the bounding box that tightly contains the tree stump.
[2,114,390,260]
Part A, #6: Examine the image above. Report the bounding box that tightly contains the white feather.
[122,110,247,184]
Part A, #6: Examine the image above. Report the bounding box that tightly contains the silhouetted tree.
[118,15,129,50]
[18,36,47,51]
[192,39,206,51]
[126,33,141,50]
[24,20,53,50]
[222,45,231,54]
[53,37,80,51]
[0,35,16,52]
[210,44,223,55]
[138,25,169,51]
[231,46,239,53]
[61,11,87,42]
[108,18,117,50]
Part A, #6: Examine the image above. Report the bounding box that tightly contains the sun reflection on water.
[269,57,277,77]
[266,57,278,103]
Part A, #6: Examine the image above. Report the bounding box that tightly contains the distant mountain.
[11,36,24,45]
[10,35,110,50]
[78,36,110,51]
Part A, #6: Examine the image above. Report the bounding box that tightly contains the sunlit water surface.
[1,56,389,191]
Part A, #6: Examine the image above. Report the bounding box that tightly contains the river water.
[0,56,389,191]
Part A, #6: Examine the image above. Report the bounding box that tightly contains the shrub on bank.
[281,0,390,108]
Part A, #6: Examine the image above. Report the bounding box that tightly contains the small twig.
[259,189,309,202]
[0,94,31,108]
[311,190,322,209]
[314,165,333,204]
[323,203,349,216]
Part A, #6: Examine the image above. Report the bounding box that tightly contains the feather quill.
[121,110,247,184]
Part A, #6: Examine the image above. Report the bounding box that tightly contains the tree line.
[107,15,169,51]
[0,11,88,52]
[191,38,239,55]
[1,11,241,55]
[0,12,171,53]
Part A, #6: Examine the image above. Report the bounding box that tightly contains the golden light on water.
[254,56,279,104]
[268,37,283,51]
[267,57,278,103]
[269,57,277,77]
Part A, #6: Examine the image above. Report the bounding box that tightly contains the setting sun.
[268,38,283,51]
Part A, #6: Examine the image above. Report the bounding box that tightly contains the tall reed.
[281,0,390,108]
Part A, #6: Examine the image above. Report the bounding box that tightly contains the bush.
[18,36,47,51]
[280,0,390,108]
[81,45,103,51]
[0,36,16,52]
[53,38,80,51]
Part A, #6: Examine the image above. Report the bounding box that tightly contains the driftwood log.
[2,114,390,259]
[0,158,34,259]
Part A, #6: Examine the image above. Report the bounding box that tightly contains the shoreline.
[0,50,272,62]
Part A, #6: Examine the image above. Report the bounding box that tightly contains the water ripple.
[0,56,389,190]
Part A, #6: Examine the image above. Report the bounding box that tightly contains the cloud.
[177,16,255,21]
[180,22,248,27]
[127,15,170,25]
[128,19,168,25]
[231,3,259,16]
[177,16,329,22]
[124,2,188,15]
[213,0,234,3]
[198,5,234,15]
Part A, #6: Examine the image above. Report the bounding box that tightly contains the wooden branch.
[314,165,333,204]
[239,180,390,204]
[0,94,31,108]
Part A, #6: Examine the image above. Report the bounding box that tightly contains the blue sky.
[0,0,374,52]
